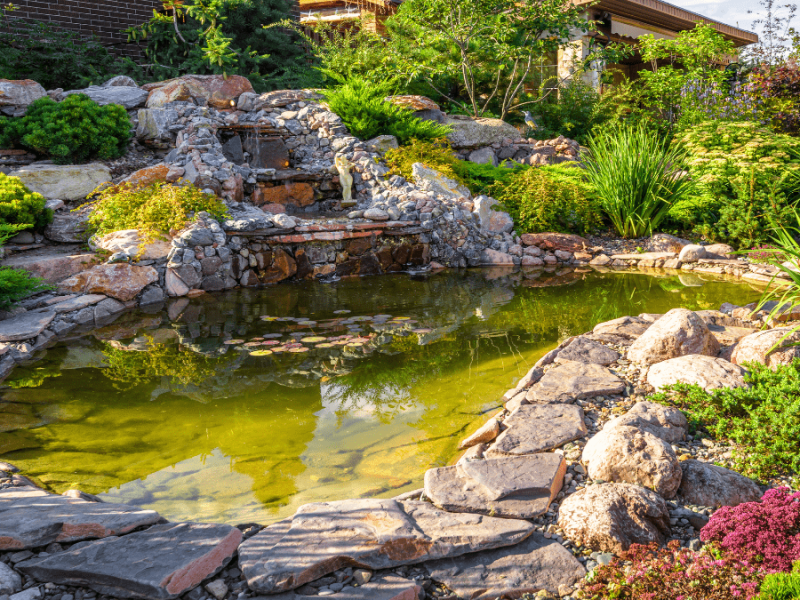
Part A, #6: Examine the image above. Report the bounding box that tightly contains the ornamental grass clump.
[584,123,693,238]
[582,540,763,600]
[701,488,800,574]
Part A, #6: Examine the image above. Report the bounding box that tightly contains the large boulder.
[117,163,172,189]
[412,163,471,199]
[0,79,46,117]
[605,401,688,443]
[444,116,521,148]
[136,108,179,141]
[59,264,159,302]
[647,233,690,253]
[10,163,111,201]
[95,230,171,261]
[628,308,719,365]
[647,355,748,391]
[582,425,682,498]
[144,74,254,109]
[731,327,800,369]
[678,460,762,508]
[44,207,91,243]
[63,86,149,109]
[1,249,101,284]
[557,483,671,553]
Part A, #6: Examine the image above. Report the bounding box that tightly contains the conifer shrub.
[0,173,53,231]
[0,266,51,310]
[0,94,131,164]
[88,181,228,244]
[324,78,451,144]
[759,562,800,599]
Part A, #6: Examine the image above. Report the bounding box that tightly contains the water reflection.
[0,268,762,524]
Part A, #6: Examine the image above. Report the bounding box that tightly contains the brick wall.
[8,0,164,57]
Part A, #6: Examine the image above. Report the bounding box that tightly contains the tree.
[385,0,599,119]
[744,0,798,66]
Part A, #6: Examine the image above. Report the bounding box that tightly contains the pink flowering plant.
[701,488,800,573]
[582,540,763,599]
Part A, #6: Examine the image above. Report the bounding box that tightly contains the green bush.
[88,181,229,244]
[324,78,451,144]
[0,173,53,231]
[585,123,693,238]
[651,360,800,480]
[0,95,131,164]
[527,78,614,144]
[759,562,800,600]
[0,266,50,310]
[489,164,602,235]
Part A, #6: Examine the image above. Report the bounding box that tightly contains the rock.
[363,208,389,222]
[605,401,688,443]
[271,213,298,229]
[117,164,171,189]
[165,269,190,297]
[59,264,159,302]
[472,195,498,229]
[582,426,682,498]
[425,532,584,600]
[17,522,242,600]
[424,454,566,519]
[204,580,227,600]
[590,254,612,266]
[1,250,100,284]
[245,89,323,111]
[486,403,587,457]
[647,233,690,253]
[0,562,22,595]
[555,336,620,365]
[385,95,444,122]
[459,418,500,449]
[103,76,138,87]
[468,147,498,166]
[590,315,651,345]
[144,75,254,109]
[94,297,126,322]
[558,484,670,553]
[10,163,111,201]
[678,460,762,508]
[647,355,748,391]
[136,108,179,141]
[44,208,91,243]
[412,163,470,199]
[704,243,736,259]
[63,86,149,109]
[526,360,625,403]
[95,230,171,261]
[627,308,719,365]
[731,327,800,368]
[0,486,160,550]
[520,233,589,253]
[0,80,46,116]
[678,244,707,263]
[486,210,514,234]
[444,116,521,148]
[365,135,399,155]
[479,248,515,265]
[238,498,533,594]
[0,311,55,342]
[10,587,40,600]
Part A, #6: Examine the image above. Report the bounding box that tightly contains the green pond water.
[0,268,762,525]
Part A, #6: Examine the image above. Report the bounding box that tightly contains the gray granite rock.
[424,454,565,519]
[525,360,625,403]
[238,498,533,594]
[554,336,620,366]
[0,311,55,342]
[424,533,585,600]
[64,86,149,109]
[0,562,22,595]
[18,522,242,600]
[486,403,587,457]
[0,487,160,550]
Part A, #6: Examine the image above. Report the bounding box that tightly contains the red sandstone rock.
[145,75,254,109]
[59,264,158,302]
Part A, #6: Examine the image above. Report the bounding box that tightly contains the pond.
[0,268,761,525]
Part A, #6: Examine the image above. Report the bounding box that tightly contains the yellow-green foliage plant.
[0,173,53,231]
[385,138,461,183]
[88,181,228,243]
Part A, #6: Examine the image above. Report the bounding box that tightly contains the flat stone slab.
[424,454,565,519]
[588,315,651,346]
[18,522,242,600]
[486,403,587,457]
[266,575,423,600]
[0,311,55,342]
[424,532,586,600]
[610,252,676,261]
[238,498,534,594]
[0,487,160,550]
[526,360,625,403]
[555,336,620,366]
[49,294,107,314]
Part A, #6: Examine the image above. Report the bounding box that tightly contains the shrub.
[585,123,693,238]
[324,78,451,144]
[0,173,52,231]
[0,266,50,310]
[88,181,228,244]
[747,61,800,135]
[527,78,614,144]
[650,361,800,479]
[701,488,800,573]
[582,541,763,600]
[489,163,602,235]
[0,95,131,164]
[759,562,800,599]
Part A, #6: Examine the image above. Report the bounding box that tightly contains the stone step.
[485,403,588,458]
[17,522,242,600]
